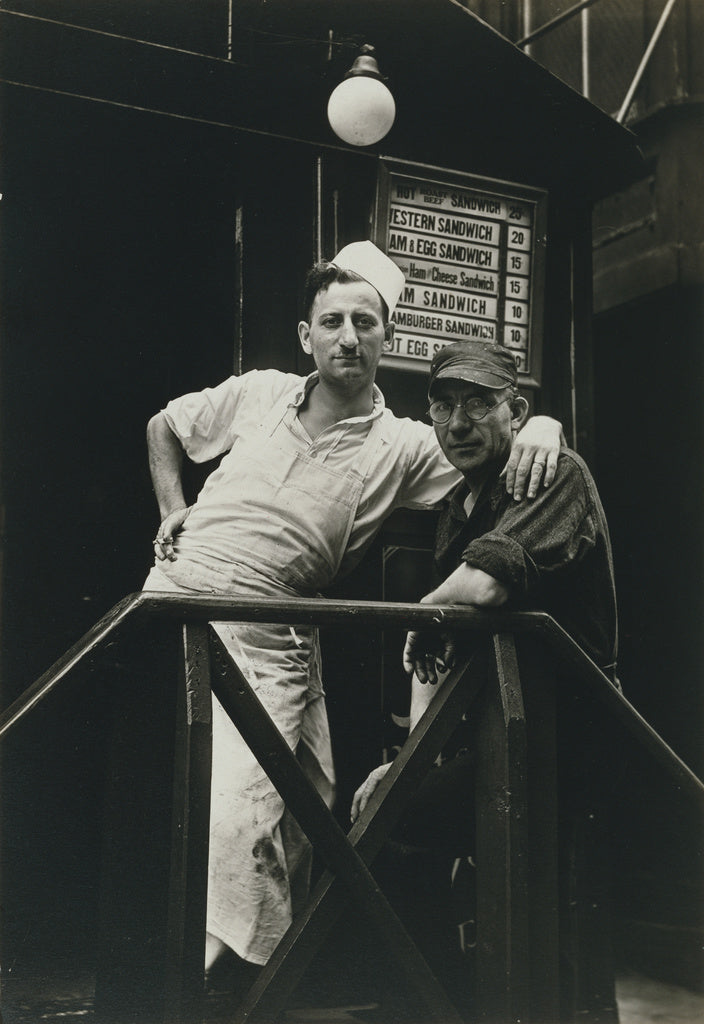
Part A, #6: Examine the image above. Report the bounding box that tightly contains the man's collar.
[290,371,320,407]
[291,372,386,419]
[448,478,471,520]
[448,471,504,519]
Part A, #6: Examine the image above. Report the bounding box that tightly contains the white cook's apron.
[144,389,384,965]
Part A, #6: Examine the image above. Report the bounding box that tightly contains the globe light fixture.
[327,44,396,147]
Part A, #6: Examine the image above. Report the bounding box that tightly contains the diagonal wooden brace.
[241,641,492,1023]
[209,628,491,1023]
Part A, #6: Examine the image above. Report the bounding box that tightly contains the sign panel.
[374,162,547,386]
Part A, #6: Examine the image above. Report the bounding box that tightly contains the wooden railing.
[2,593,703,1024]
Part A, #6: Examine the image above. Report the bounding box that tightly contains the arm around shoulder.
[505,414,562,500]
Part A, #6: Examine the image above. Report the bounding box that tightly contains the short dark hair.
[301,261,389,324]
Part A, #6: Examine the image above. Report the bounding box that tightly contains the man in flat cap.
[352,340,619,1019]
[144,246,562,995]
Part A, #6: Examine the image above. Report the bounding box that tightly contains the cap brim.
[430,366,510,391]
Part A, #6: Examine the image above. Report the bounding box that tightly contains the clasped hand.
[403,626,457,685]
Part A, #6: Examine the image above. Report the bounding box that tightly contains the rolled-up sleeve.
[461,453,598,596]
[163,376,246,463]
[162,369,299,464]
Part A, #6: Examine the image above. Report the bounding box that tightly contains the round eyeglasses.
[428,393,512,425]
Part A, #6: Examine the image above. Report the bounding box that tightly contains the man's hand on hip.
[153,505,191,562]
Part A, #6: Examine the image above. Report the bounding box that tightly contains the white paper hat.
[331,240,405,315]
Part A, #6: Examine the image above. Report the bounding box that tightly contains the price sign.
[374,162,546,385]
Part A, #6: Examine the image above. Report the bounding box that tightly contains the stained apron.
[144,391,384,964]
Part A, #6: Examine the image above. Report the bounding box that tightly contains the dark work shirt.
[434,448,618,671]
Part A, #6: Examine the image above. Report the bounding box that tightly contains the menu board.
[374,163,546,385]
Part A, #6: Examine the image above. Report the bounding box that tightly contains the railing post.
[522,637,561,1023]
[475,632,531,1023]
[94,622,183,1023]
[164,623,212,1023]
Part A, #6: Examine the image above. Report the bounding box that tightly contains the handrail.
[0,592,541,740]
[616,0,679,124]
[515,0,603,49]
[2,591,703,809]
[539,615,704,804]
[0,592,143,739]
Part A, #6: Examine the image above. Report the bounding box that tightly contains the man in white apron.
[143,242,562,989]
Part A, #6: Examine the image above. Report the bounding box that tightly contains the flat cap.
[428,341,518,394]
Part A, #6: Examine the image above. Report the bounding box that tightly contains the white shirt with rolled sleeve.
[158,368,459,589]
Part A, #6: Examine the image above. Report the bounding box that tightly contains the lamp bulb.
[327,76,396,147]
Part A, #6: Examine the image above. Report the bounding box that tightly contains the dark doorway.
[1,81,242,972]
[592,284,704,988]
